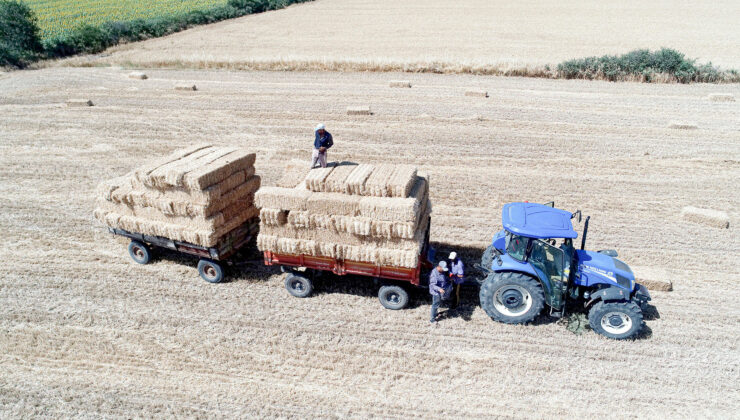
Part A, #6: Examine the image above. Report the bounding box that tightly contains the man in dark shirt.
[429,261,450,323]
[312,123,333,168]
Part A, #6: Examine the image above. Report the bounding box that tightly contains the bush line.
[0,0,312,68]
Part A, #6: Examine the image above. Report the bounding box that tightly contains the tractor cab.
[479,202,651,340]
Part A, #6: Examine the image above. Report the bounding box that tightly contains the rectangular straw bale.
[306,193,361,216]
[257,234,278,251]
[667,121,698,130]
[363,164,395,197]
[465,89,488,98]
[66,99,93,107]
[376,248,420,268]
[287,211,311,228]
[133,144,213,186]
[333,215,372,236]
[347,106,371,115]
[389,80,412,88]
[323,162,358,193]
[359,196,420,222]
[386,165,417,197]
[97,175,129,201]
[182,148,257,190]
[145,146,226,189]
[310,214,335,230]
[276,237,318,256]
[681,206,730,228]
[255,186,311,211]
[277,160,311,188]
[344,164,375,195]
[305,166,335,192]
[260,208,288,226]
[708,93,735,102]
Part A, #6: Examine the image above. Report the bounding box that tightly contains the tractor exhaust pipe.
[581,216,590,250]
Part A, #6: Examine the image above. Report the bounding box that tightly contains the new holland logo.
[581,265,616,281]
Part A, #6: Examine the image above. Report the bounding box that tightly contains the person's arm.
[324,133,333,149]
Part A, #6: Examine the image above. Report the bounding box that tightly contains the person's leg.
[451,284,460,309]
[319,151,327,168]
[430,294,440,322]
[311,149,320,168]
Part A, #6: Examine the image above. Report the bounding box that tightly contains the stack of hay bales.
[94,145,261,247]
[256,162,431,268]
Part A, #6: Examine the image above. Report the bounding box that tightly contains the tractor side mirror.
[572,210,582,223]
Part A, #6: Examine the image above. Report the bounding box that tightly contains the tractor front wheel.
[588,301,643,340]
[480,272,545,324]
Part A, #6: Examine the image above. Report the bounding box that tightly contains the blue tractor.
[479,202,651,339]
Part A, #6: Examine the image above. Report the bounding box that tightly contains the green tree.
[0,0,43,67]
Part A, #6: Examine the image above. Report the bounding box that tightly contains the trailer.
[263,217,435,310]
[109,218,260,284]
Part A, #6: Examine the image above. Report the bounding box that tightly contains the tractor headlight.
[616,273,632,290]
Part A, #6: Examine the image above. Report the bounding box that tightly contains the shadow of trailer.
[263,216,436,310]
[108,218,260,283]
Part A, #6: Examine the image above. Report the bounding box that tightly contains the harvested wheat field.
[62,0,740,72]
[1,67,739,418]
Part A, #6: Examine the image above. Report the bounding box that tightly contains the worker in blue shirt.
[312,123,333,168]
[429,261,451,323]
[448,252,465,309]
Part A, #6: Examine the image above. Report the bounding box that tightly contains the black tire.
[198,259,225,284]
[479,271,545,324]
[285,273,312,298]
[378,285,409,310]
[481,244,495,270]
[128,240,151,264]
[588,300,643,340]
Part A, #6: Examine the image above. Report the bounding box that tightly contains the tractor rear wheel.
[588,301,643,340]
[479,272,545,324]
[284,273,313,298]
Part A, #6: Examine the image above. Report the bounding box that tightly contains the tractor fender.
[586,286,630,307]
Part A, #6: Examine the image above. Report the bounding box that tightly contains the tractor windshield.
[505,233,528,261]
[529,239,567,284]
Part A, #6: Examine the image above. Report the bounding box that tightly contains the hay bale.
[347,106,372,115]
[681,206,729,228]
[631,266,673,292]
[387,165,417,197]
[254,186,311,211]
[306,193,360,216]
[389,80,412,88]
[175,84,197,91]
[344,164,375,195]
[708,93,735,102]
[323,162,358,193]
[66,99,93,107]
[465,89,488,98]
[257,234,278,251]
[668,121,698,130]
[128,71,148,80]
[260,208,288,226]
[277,160,311,188]
[363,164,395,197]
[305,166,335,192]
[133,144,212,185]
[287,211,311,228]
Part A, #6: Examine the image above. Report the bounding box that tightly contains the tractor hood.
[576,250,635,291]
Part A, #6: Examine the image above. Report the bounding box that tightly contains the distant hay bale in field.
[347,106,372,115]
[668,121,698,130]
[66,99,93,107]
[277,160,310,188]
[389,80,412,88]
[631,266,673,292]
[128,71,148,80]
[175,84,197,91]
[681,206,729,228]
[707,93,735,102]
[465,89,488,98]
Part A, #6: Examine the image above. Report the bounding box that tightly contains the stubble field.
[1,67,739,417]
[63,0,740,73]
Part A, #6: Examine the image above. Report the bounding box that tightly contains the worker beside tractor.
[448,251,464,310]
[428,261,451,323]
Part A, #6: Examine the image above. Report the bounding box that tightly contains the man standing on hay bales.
[312,123,333,169]
[429,261,451,323]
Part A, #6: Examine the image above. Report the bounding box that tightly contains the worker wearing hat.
[448,251,465,309]
[429,260,451,323]
[311,123,333,168]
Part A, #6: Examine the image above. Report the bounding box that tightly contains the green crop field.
[24,0,228,39]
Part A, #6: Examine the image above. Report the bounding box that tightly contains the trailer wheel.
[128,240,151,264]
[285,273,312,298]
[378,285,409,310]
[198,259,225,284]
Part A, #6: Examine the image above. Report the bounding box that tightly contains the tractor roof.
[502,202,578,239]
